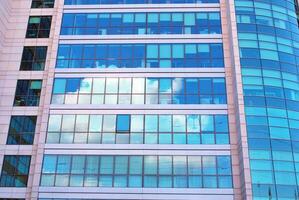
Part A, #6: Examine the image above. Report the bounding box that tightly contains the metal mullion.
[199,113,202,145]
[143,77,146,104]
[116,77,120,105]
[112,155,116,187]
[171,155,174,188]
[127,155,130,187]
[98,156,102,182]
[144,44,147,68]
[157,155,160,188]
[186,155,190,188]
[184,114,187,144]
[82,155,87,187]
[198,77,202,108]
[86,114,91,144]
[99,114,103,144]
[142,114,145,144]
[170,114,174,144]
[103,77,107,105]
[200,155,204,188]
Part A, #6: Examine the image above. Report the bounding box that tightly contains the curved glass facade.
[235,0,299,199]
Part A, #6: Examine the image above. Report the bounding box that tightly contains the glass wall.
[46,114,229,144]
[64,0,219,5]
[235,0,299,199]
[14,80,42,106]
[26,16,52,38]
[41,155,232,188]
[56,43,224,68]
[0,156,31,187]
[61,12,221,35]
[7,116,37,145]
[51,77,227,105]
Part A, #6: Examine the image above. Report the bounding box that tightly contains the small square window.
[7,116,37,145]
[0,156,31,187]
[20,46,47,70]
[31,0,55,8]
[14,80,42,106]
[26,16,52,38]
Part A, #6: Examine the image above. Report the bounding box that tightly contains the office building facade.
[0,0,298,199]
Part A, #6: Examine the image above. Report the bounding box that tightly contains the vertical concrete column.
[220,0,252,199]
[28,0,64,199]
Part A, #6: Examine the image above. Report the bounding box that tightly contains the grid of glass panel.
[61,12,221,35]
[40,155,232,188]
[235,0,299,199]
[0,156,31,187]
[51,77,227,105]
[56,43,224,68]
[64,0,219,5]
[26,16,52,38]
[31,0,55,8]
[46,114,229,144]
[20,46,47,71]
[7,116,37,145]
[14,80,42,106]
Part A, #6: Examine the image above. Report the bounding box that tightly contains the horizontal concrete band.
[44,149,231,155]
[39,193,233,200]
[38,187,233,194]
[39,192,233,200]
[59,37,222,44]
[49,104,228,111]
[0,188,26,199]
[49,109,228,115]
[45,144,231,151]
[55,68,225,74]
[63,3,220,10]
[54,72,225,78]
[64,8,220,13]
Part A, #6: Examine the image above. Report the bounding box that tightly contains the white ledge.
[45,144,231,151]
[44,148,231,155]
[39,187,233,199]
[63,3,220,10]
[49,104,228,111]
[39,187,232,194]
[55,68,225,74]
[59,35,222,44]
[49,109,228,115]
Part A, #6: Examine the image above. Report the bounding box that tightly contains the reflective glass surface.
[56,43,224,68]
[51,77,227,105]
[20,46,47,71]
[7,116,37,145]
[46,114,229,144]
[40,155,232,188]
[64,0,219,5]
[26,16,52,38]
[61,12,221,35]
[0,156,31,187]
[31,0,55,8]
[14,80,42,106]
[235,0,299,199]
